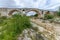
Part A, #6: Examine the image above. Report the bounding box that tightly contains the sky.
[0,0,60,11]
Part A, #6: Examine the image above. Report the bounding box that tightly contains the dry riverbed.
[18,18,60,40]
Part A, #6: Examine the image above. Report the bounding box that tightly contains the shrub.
[34,14,38,17]
[57,11,60,16]
[0,16,7,25]
[57,7,60,16]
[56,7,60,16]
[0,14,32,40]
[44,14,54,20]
[0,16,7,19]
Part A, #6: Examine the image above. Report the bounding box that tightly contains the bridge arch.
[8,9,41,18]
[26,10,41,18]
[8,9,21,15]
[26,10,40,14]
[26,11,36,16]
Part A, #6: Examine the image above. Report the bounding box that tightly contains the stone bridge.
[0,8,56,18]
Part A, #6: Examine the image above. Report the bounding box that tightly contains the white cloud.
[14,0,48,8]
[44,0,60,10]
[0,0,19,8]
[0,0,60,11]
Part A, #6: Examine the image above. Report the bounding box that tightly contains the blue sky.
[0,0,60,11]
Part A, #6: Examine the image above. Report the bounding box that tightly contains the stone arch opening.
[26,10,41,18]
[26,11,37,16]
[8,10,20,15]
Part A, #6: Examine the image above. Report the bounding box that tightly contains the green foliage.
[34,14,38,17]
[0,14,32,40]
[57,9,60,16]
[0,16,7,25]
[44,14,54,20]
[0,16,7,19]
[57,12,60,16]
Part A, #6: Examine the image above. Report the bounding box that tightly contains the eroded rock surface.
[18,22,56,40]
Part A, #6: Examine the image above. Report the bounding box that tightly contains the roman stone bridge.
[0,8,56,18]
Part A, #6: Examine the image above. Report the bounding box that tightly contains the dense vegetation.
[0,14,32,40]
[57,8,60,16]
[34,14,38,17]
[44,14,54,20]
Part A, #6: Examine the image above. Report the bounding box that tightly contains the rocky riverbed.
[18,19,60,40]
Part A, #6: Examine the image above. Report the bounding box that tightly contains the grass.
[0,14,32,40]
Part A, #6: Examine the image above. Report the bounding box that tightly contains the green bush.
[44,14,54,20]
[0,16,7,25]
[57,7,60,16]
[34,14,38,17]
[57,11,60,16]
[0,14,32,40]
